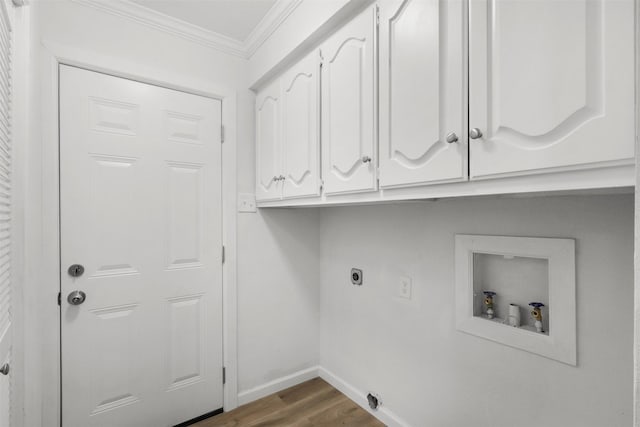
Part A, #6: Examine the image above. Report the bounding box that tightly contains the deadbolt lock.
[68,264,85,277]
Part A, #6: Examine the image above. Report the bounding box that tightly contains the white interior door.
[256,80,282,201]
[60,65,223,427]
[281,51,321,200]
[379,0,465,188]
[320,5,377,195]
[469,0,635,179]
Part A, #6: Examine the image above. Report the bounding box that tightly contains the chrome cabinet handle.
[469,128,483,139]
[362,156,372,163]
[0,363,8,376]
[445,132,459,144]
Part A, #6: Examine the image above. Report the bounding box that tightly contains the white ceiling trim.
[243,0,303,58]
[70,0,303,59]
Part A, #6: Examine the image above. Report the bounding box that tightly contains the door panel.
[281,52,321,199]
[379,0,466,188]
[321,5,377,195]
[60,65,223,427]
[256,80,282,201]
[469,0,635,179]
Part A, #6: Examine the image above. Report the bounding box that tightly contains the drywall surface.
[24,1,320,424]
[319,195,633,427]
[237,208,320,392]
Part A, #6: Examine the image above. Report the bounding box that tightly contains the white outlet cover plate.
[238,193,257,213]
[398,275,412,299]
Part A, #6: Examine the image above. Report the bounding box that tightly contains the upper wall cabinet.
[379,0,466,188]
[255,0,635,207]
[255,51,321,202]
[256,79,281,202]
[320,5,377,196]
[469,0,635,180]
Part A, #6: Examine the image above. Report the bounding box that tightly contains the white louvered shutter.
[0,1,12,426]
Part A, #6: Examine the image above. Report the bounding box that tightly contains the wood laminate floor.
[193,377,385,427]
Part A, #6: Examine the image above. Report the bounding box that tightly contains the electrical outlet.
[351,268,363,286]
[238,193,257,213]
[398,275,412,299]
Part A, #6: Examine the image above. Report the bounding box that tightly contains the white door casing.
[60,65,223,426]
[320,5,377,195]
[379,0,466,188]
[469,0,635,179]
[256,79,282,201]
[0,1,12,426]
[281,51,321,199]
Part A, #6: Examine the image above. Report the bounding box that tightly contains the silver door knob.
[469,128,483,139]
[362,156,372,163]
[0,363,8,376]
[67,290,86,306]
[445,132,459,144]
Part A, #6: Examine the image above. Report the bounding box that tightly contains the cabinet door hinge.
[57,292,61,306]
[223,367,226,385]
[221,125,225,143]
[222,245,226,264]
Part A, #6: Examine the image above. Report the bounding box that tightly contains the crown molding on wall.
[243,0,303,58]
[70,0,303,59]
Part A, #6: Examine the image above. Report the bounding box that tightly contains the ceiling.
[128,0,278,42]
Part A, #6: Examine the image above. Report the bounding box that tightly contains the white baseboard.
[236,365,411,426]
[318,367,411,427]
[237,366,320,406]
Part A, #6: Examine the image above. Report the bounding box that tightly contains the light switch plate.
[238,193,257,213]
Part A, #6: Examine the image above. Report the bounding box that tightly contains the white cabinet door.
[379,0,465,188]
[469,0,635,179]
[256,80,282,201]
[320,5,377,195]
[281,52,321,199]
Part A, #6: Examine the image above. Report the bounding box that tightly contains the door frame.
[34,40,239,425]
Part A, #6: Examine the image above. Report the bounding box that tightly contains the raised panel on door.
[256,80,282,201]
[281,52,321,199]
[379,0,466,188]
[469,0,635,179]
[321,5,377,195]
